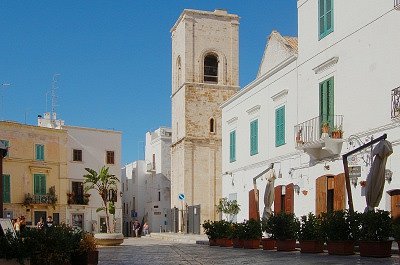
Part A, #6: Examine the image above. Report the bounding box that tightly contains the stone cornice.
[313,57,339,74]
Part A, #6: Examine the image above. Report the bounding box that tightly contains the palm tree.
[83,166,119,233]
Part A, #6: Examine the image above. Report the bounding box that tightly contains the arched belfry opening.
[176,56,182,89]
[209,118,215,133]
[204,54,218,83]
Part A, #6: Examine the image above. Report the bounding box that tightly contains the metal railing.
[395,0,400,10]
[294,115,344,145]
[391,87,400,119]
[31,194,56,204]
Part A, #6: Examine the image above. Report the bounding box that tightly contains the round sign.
[178,193,185,201]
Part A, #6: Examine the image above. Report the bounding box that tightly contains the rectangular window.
[33,174,46,195]
[73,149,82,162]
[35,144,44,161]
[229,130,236,162]
[3,174,10,203]
[158,191,161,202]
[319,0,334,39]
[106,151,115,164]
[250,119,258,156]
[1,140,9,157]
[320,77,335,131]
[275,106,286,147]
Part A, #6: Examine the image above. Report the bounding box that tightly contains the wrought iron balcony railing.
[23,193,57,206]
[395,0,400,10]
[294,115,344,146]
[391,87,400,119]
[67,193,90,205]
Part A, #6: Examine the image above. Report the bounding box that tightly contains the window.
[250,119,258,156]
[33,174,46,195]
[158,191,161,201]
[320,77,334,130]
[73,149,82,162]
[229,130,236,162]
[35,144,44,161]
[72,181,84,204]
[152,154,156,170]
[3,174,10,203]
[106,151,115,164]
[204,54,218,83]
[210,118,215,133]
[1,140,9,157]
[275,106,286,147]
[319,0,334,39]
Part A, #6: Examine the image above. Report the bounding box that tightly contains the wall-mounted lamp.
[385,169,393,184]
[293,184,300,195]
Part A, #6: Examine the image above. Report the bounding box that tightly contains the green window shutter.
[34,174,46,195]
[319,0,334,39]
[230,130,236,162]
[275,106,286,147]
[3,174,10,203]
[36,144,44,161]
[320,77,335,130]
[250,120,258,156]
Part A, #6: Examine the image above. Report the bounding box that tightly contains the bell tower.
[170,9,239,229]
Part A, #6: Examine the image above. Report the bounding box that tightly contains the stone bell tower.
[170,9,239,230]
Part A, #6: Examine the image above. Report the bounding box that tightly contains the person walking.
[133,220,141,237]
[142,222,149,236]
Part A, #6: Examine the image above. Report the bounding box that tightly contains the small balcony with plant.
[391,86,400,119]
[294,115,344,161]
[23,186,58,209]
[67,192,90,205]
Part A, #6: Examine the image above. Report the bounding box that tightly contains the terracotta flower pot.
[215,238,224,246]
[220,238,233,247]
[326,241,354,255]
[359,241,392,258]
[232,238,243,248]
[300,240,324,253]
[276,239,297,251]
[209,239,218,246]
[261,238,276,250]
[243,239,260,249]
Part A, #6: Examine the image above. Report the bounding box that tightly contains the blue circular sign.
[178,193,185,201]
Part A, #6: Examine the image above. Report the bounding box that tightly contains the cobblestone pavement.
[98,237,400,265]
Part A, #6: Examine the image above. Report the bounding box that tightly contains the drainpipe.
[0,141,8,218]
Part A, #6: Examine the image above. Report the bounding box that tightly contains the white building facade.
[144,127,172,233]
[222,1,400,221]
[38,113,123,232]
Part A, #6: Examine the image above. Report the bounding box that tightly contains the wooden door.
[387,190,400,220]
[315,176,327,216]
[334,173,346,211]
[274,186,283,214]
[249,189,259,220]
[285,183,294,214]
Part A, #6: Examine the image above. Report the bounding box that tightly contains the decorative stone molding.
[313,57,339,74]
[246,105,261,115]
[271,89,288,101]
[226,116,238,125]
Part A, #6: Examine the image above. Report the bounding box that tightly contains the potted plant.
[321,121,330,135]
[261,217,276,250]
[299,213,324,253]
[213,220,233,247]
[358,210,392,258]
[71,233,99,265]
[202,220,218,246]
[331,126,343,139]
[216,197,240,222]
[231,222,245,248]
[83,166,124,246]
[321,210,360,255]
[296,128,303,145]
[242,219,262,249]
[268,212,300,251]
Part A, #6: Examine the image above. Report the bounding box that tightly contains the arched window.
[204,54,218,83]
[209,118,215,133]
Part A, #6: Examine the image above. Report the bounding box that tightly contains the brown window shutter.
[274,185,282,214]
[334,173,346,211]
[249,189,259,220]
[315,176,327,216]
[285,183,295,214]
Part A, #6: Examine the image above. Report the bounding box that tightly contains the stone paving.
[98,236,400,265]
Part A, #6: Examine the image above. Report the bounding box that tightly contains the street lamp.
[0,141,8,218]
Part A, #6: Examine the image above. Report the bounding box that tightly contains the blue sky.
[0,1,297,164]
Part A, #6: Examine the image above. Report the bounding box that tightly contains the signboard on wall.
[349,166,361,178]
[0,218,16,238]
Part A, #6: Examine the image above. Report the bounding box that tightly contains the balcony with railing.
[391,87,400,119]
[395,0,400,10]
[23,193,57,206]
[67,192,90,205]
[294,115,344,161]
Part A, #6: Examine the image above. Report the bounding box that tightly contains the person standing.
[46,216,53,228]
[142,222,149,236]
[36,217,44,229]
[133,220,141,237]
